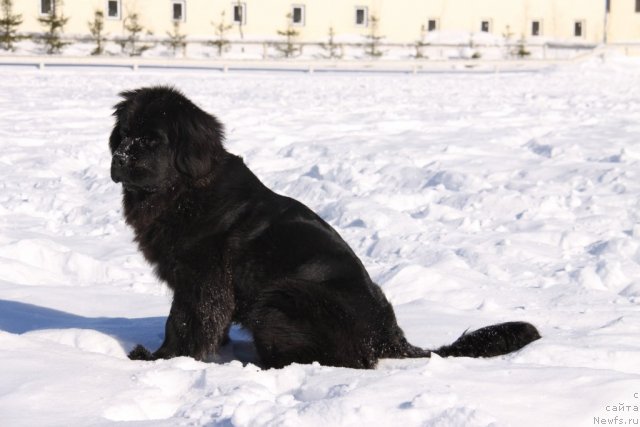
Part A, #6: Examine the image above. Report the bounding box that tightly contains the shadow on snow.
[0,299,258,365]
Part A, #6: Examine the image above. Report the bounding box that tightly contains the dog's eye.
[131,137,156,149]
[143,139,160,148]
[153,130,169,145]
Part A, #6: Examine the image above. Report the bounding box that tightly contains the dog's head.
[109,86,225,193]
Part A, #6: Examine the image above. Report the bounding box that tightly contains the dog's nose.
[111,154,126,183]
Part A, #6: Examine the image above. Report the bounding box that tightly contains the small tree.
[209,10,232,56]
[275,13,300,58]
[502,25,514,58]
[37,0,69,54]
[468,33,481,59]
[363,15,383,58]
[120,12,152,56]
[0,0,23,51]
[514,35,530,58]
[319,26,342,59]
[414,24,429,59]
[88,9,107,55]
[165,21,186,56]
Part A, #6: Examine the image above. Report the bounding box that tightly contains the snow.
[1,57,640,426]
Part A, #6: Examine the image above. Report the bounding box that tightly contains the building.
[10,0,640,49]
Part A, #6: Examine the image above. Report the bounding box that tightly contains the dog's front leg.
[129,283,234,361]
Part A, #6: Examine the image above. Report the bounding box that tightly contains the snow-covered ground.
[0,58,639,426]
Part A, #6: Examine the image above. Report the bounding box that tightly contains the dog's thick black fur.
[110,86,540,369]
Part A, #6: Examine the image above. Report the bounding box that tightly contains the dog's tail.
[394,321,541,359]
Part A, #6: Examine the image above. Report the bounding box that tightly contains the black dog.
[110,86,540,369]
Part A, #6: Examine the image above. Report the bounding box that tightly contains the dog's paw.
[128,344,154,360]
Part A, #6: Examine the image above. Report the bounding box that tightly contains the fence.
[11,32,600,62]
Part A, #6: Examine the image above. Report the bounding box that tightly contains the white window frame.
[40,0,53,15]
[106,0,121,20]
[232,3,246,25]
[291,4,305,26]
[531,19,542,36]
[480,19,492,33]
[574,20,585,38]
[172,0,186,22]
[427,18,439,32]
[355,6,368,27]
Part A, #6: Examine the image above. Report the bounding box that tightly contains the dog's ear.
[174,107,225,180]
[109,90,137,153]
[108,126,122,154]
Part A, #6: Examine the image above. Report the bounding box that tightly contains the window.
[481,20,491,33]
[427,19,438,32]
[531,20,541,36]
[291,5,305,26]
[40,0,53,15]
[172,0,185,22]
[355,7,368,26]
[574,20,584,37]
[106,0,120,19]
[233,3,246,24]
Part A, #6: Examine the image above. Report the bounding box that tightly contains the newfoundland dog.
[110,86,540,369]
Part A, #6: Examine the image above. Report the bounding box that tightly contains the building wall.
[608,0,640,42]
[11,0,635,46]
[374,0,606,43]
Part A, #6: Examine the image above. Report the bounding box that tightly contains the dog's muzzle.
[111,153,127,183]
